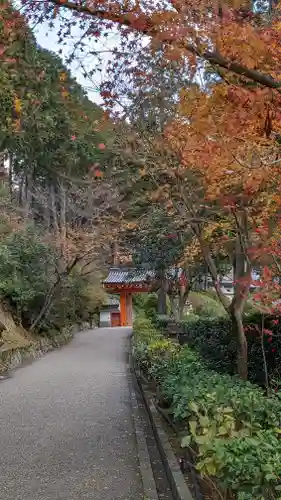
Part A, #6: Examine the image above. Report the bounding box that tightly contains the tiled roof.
[103,268,154,284]
[103,267,184,285]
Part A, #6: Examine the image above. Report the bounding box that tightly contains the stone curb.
[132,359,194,500]
[130,381,159,499]
[128,350,159,500]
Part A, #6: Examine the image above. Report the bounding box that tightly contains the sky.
[34,17,117,105]
[13,1,104,103]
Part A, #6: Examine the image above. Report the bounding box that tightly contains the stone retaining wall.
[0,323,89,374]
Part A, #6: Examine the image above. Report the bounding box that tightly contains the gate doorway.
[111,312,121,327]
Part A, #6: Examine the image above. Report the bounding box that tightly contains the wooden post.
[126,293,133,326]
[120,292,127,326]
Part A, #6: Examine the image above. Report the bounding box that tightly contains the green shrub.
[133,293,159,321]
[0,228,55,321]
[180,317,236,374]
[180,314,281,386]
[198,430,281,500]
[132,316,281,500]
[41,273,105,331]
[132,315,162,374]
[0,227,105,333]
[182,312,200,322]
[133,315,160,345]
[155,314,170,329]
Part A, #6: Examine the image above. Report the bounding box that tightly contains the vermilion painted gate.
[111,312,121,327]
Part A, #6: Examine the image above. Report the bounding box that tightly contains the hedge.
[179,313,281,387]
[133,315,281,500]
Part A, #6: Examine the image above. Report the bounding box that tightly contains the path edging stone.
[130,381,159,500]
[132,356,194,500]
[128,344,159,500]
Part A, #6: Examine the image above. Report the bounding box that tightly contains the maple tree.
[109,123,232,321]
[23,0,281,91]
[120,206,198,318]
[105,95,281,379]
[162,76,281,378]
[18,0,281,378]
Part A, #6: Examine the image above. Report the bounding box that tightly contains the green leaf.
[265,474,277,481]
[204,461,218,476]
[222,407,234,414]
[234,428,251,438]
[189,401,199,414]
[199,415,209,428]
[181,435,191,448]
[189,419,197,437]
[195,434,210,445]
[218,426,229,436]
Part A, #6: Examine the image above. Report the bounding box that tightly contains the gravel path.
[0,327,144,500]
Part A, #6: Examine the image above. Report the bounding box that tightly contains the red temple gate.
[102,267,187,327]
[102,268,153,326]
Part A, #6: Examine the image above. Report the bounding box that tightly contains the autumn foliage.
[13,0,281,377]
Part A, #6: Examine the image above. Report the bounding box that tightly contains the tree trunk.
[18,175,24,206]
[24,168,33,219]
[192,211,251,380]
[157,286,167,315]
[30,256,80,331]
[179,302,185,320]
[30,278,61,331]
[50,184,59,234]
[192,224,230,311]
[169,294,180,321]
[60,184,67,240]
[157,268,168,315]
[43,199,51,231]
[169,286,191,320]
[179,281,191,319]
[8,154,13,201]
[227,210,251,379]
[230,308,248,380]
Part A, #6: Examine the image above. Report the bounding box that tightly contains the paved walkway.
[0,328,144,500]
